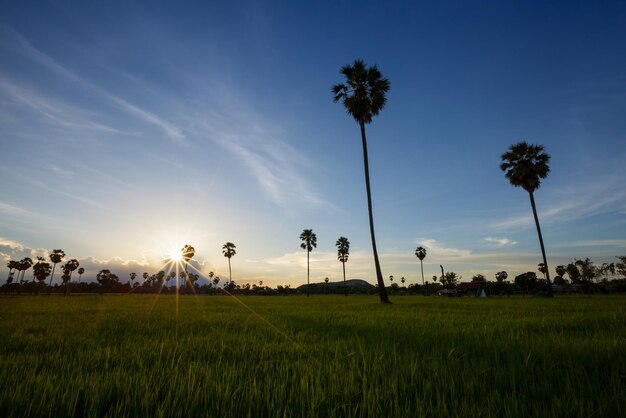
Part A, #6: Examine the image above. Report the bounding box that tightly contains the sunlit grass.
[0,295,624,417]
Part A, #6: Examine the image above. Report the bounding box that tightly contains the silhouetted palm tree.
[333,59,391,304]
[415,246,427,286]
[142,272,149,285]
[222,242,237,285]
[77,267,85,283]
[49,249,65,286]
[19,257,33,283]
[129,272,136,287]
[401,277,405,286]
[181,245,195,272]
[300,229,317,297]
[555,265,567,279]
[336,236,350,296]
[62,259,79,296]
[500,142,553,296]
[33,257,52,285]
[168,271,176,289]
[6,260,19,283]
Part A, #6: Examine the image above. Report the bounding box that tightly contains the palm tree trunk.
[343,261,347,296]
[529,191,553,297]
[359,121,390,304]
[420,260,424,287]
[49,264,56,287]
[228,258,232,286]
[306,250,310,297]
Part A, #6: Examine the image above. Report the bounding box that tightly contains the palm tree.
[33,257,52,285]
[181,244,195,288]
[62,259,79,296]
[222,242,237,285]
[555,265,567,279]
[300,229,317,297]
[6,260,19,283]
[333,59,391,304]
[77,267,85,283]
[168,271,176,289]
[500,142,553,296]
[19,257,33,283]
[336,236,350,296]
[49,249,65,286]
[142,272,149,286]
[415,246,427,286]
[129,272,137,287]
[401,277,406,286]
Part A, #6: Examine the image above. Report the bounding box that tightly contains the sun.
[169,248,183,262]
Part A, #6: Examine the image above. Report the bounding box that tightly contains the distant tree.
[500,142,553,296]
[168,271,176,289]
[129,272,137,287]
[565,263,582,285]
[574,258,596,285]
[77,267,85,283]
[142,272,149,284]
[554,265,567,285]
[538,263,547,278]
[441,271,459,288]
[6,260,20,283]
[389,275,394,284]
[19,257,33,283]
[222,242,237,285]
[415,246,427,286]
[324,277,329,284]
[212,276,220,287]
[514,272,538,293]
[495,271,508,283]
[336,236,350,296]
[300,229,317,297]
[401,276,406,285]
[32,257,52,284]
[333,59,391,304]
[616,256,626,278]
[181,244,195,277]
[471,274,487,284]
[61,259,79,296]
[96,269,119,291]
[49,249,65,286]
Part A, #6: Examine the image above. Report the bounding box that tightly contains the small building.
[456,282,485,297]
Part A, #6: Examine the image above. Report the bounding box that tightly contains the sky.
[1,0,625,287]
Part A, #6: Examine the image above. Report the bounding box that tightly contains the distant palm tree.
[336,236,350,296]
[6,260,19,283]
[222,242,237,285]
[415,246,427,286]
[33,257,52,285]
[500,142,553,297]
[168,271,176,289]
[538,262,547,278]
[142,272,149,285]
[555,265,567,279]
[300,229,317,297]
[77,267,85,283]
[333,59,391,304]
[212,276,220,287]
[62,259,79,296]
[401,277,405,286]
[389,275,394,284]
[181,244,195,288]
[49,249,65,286]
[129,272,136,287]
[19,257,33,283]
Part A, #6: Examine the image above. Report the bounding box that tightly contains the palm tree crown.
[332,59,390,124]
[222,242,236,259]
[415,246,427,261]
[336,237,350,263]
[500,142,550,193]
[300,229,317,252]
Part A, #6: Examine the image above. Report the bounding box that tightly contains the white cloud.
[483,237,517,247]
[0,237,24,251]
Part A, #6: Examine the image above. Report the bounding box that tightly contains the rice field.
[0,294,624,417]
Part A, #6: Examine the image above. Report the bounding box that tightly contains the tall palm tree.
[19,257,33,283]
[33,257,52,284]
[336,236,350,296]
[415,246,427,286]
[333,59,391,304]
[300,229,317,297]
[168,271,176,289]
[129,272,137,287]
[77,267,85,283]
[222,242,237,285]
[500,142,553,297]
[62,259,79,296]
[142,272,149,285]
[181,244,195,288]
[6,260,19,283]
[49,249,65,286]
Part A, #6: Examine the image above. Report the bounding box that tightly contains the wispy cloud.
[491,170,626,231]
[558,240,626,248]
[1,28,185,144]
[483,236,517,247]
[0,78,124,134]
[0,236,24,251]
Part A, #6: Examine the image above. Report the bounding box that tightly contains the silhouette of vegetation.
[336,236,350,296]
[49,249,65,286]
[501,142,553,297]
[415,246,427,287]
[333,59,391,304]
[222,242,236,286]
[300,229,317,297]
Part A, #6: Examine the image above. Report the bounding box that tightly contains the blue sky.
[1,0,625,286]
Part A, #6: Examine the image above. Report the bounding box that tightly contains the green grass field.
[1,295,624,417]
